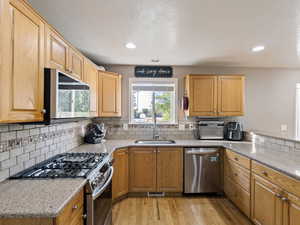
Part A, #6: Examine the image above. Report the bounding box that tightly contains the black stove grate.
[10,152,109,179]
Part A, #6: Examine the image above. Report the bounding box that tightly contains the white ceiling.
[29,0,300,68]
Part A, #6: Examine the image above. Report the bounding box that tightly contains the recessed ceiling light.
[252,45,265,52]
[151,59,160,63]
[126,42,136,49]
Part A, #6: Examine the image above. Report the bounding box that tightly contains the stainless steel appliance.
[198,121,224,140]
[11,152,113,225]
[184,148,221,193]
[225,121,243,141]
[44,68,90,124]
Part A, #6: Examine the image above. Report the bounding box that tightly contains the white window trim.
[296,83,300,139]
[129,78,178,125]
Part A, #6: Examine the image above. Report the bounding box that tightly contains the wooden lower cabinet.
[157,147,183,192]
[283,193,300,225]
[129,147,183,193]
[251,174,283,225]
[112,148,129,199]
[0,189,84,225]
[129,147,157,192]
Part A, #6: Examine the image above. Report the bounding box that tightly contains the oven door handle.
[92,166,114,200]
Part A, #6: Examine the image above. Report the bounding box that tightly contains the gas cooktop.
[11,152,109,179]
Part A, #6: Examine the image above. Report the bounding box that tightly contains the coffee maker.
[225,122,243,141]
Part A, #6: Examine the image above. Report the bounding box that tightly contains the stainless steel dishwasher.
[184,148,221,193]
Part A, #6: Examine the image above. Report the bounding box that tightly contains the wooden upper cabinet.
[185,75,218,116]
[184,74,245,117]
[157,147,183,192]
[84,59,98,117]
[218,75,245,116]
[129,148,157,192]
[112,148,129,200]
[251,174,283,225]
[45,25,69,71]
[68,48,84,80]
[98,71,122,117]
[0,0,45,123]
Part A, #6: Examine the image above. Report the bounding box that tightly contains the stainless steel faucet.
[153,112,159,140]
[152,92,159,140]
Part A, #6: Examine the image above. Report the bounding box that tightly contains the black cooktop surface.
[11,152,108,179]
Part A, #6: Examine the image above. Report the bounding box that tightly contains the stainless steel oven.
[44,68,90,123]
[86,163,113,225]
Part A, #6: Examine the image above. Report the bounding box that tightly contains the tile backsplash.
[0,120,90,181]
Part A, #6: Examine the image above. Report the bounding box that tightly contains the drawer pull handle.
[281,197,288,202]
[234,157,239,161]
[72,205,78,210]
[275,193,282,198]
[262,171,268,176]
[234,173,238,177]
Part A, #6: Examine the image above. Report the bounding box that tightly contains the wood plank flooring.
[112,197,253,225]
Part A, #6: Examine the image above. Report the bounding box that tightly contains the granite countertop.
[1,139,300,218]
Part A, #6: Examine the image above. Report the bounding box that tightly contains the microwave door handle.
[92,167,114,200]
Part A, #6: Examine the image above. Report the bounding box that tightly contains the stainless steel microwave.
[44,68,90,123]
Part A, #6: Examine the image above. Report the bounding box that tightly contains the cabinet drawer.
[224,178,250,217]
[252,161,300,197]
[225,149,250,169]
[56,189,84,225]
[224,159,250,192]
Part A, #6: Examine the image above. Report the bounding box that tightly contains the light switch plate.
[179,124,185,131]
[281,124,288,132]
[123,123,128,130]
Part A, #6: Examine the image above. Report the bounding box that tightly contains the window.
[129,78,178,124]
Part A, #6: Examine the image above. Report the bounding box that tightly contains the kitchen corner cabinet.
[112,148,129,200]
[184,74,245,117]
[251,161,300,225]
[129,147,183,193]
[0,0,45,123]
[84,59,99,117]
[0,189,84,225]
[98,71,122,117]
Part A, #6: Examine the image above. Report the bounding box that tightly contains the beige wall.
[106,65,300,137]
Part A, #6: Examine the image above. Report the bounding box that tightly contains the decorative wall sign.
[135,66,173,78]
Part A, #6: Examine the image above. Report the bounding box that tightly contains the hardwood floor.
[112,196,253,225]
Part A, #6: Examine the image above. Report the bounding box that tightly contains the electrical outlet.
[281,124,288,132]
[179,124,185,131]
[123,123,128,130]
[189,123,194,130]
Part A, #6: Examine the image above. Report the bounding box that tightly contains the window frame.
[129,78,178,125]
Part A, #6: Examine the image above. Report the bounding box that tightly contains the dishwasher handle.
[185,148,219,155]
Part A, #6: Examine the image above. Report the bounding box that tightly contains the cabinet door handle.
[41,109,46,114]
[281,197,288,202]
[234,157,239,161]
[275,193,282,199]
[262,171,268,176]
[72,205,78,210]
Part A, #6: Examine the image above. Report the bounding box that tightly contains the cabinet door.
[98,71,122,117]
[84,59,98,117]
[68,48,83,80]
[251,174,283,225]
[129,148,156,192]
[217,75,244,116]
[45,25,68,71]
[186,75,218,116]
[283,193,300,225]
[157,147,183,192]
[0,0,44,123]
[112,148,128,200]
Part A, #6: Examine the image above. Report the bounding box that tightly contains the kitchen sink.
[134,139,176,144]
